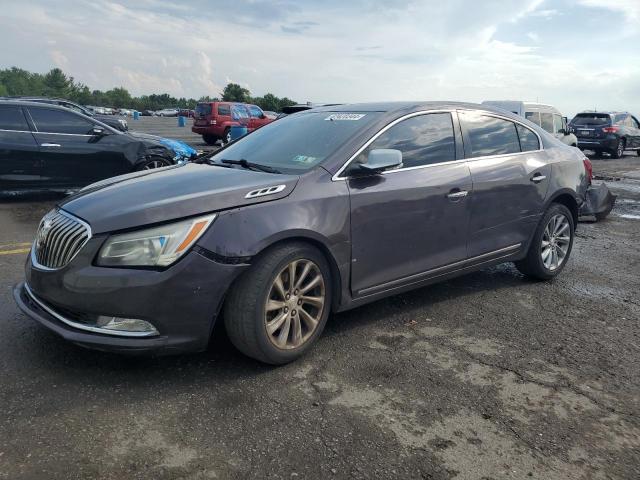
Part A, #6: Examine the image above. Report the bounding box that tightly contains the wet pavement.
[0,155,639,479]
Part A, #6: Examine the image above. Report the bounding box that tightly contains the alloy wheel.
[264,259,326,350]
[617,141,624,158]
[540,214,571,271]
[143,159,166,169]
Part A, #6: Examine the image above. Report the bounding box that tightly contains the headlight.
[97,214,216,267]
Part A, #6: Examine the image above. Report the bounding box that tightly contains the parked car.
[156,108,179,117]
[140,110,155,116]
[483,101,577,147]
[192,102,274,145]
[14,102,589,364]
[2,97,128,131]
[570,111,640,158]
[0,100,194,192]
[178,108,194,118]
[263,110,278,119]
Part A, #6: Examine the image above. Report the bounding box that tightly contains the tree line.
[0,67,298,112]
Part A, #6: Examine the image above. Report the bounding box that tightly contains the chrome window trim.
[31,209,93,271]
[332,108,544,181]
[0,128,32,133]
[33,131,94,137]
[23,283,159,338]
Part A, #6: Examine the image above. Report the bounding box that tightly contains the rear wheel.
[202,134,218,145]
[515,203,575,280]
[224,242,332,364]
[222,128,232,145]
[610,138,625,159]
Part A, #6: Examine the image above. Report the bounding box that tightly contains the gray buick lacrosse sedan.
[14,102,590,364]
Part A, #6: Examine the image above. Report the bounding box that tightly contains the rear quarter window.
[0,105,29,131]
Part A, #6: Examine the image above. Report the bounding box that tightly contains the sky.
[1,0,639,117]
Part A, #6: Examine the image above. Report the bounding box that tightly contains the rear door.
[27,107,130,188]
[346,112,472,296]
[459,111,550,258]
[0,104,42,189]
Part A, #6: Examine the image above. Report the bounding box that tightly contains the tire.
[514,203,575,281]
[222,128,231,145]
[610,138,625,159]
[202,134,218,146]
[224,242,332,364]
[135,156,171,171]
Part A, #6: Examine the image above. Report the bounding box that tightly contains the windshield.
[208,111,382,174]
[571,113,611,126]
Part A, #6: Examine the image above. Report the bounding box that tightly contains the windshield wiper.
[220,159,281,174]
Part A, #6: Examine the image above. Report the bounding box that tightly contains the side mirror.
[92,126,106,136]
[359,149,403,174]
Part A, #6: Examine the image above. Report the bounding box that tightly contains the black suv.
[0,100,185,192]
[0,96,128,132]
[570,111,640,158]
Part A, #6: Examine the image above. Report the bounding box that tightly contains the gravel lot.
[0,139,639,479]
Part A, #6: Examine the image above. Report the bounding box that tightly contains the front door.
[27,106,130,188]
[346,112,472,296]
[458,111,550,258]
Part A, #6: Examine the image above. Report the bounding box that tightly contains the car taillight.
[583,157,593,184]
[210,120,217,125]
[602,126,618,133]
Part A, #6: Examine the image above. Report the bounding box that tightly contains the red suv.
[192,102,274,145]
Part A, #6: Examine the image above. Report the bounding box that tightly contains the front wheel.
[224,242,332,364]
[514,203,575,280]
[135,157,171,171]
[221,128,232,145]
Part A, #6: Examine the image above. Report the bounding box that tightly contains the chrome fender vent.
[244,184,286,199]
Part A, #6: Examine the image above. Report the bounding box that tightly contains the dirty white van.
[483,101,577,147]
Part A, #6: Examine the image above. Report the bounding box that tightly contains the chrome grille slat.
[32,210,91,270]
[47,217,74,267]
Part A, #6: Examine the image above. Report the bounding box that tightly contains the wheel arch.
[249,233,344,313]
[546,190,579,226]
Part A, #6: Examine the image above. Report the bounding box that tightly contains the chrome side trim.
[244,184,286,199]
[332,108,544,181]
[357,243,522,297]
[23,283,159,338]
[0,128,33,133]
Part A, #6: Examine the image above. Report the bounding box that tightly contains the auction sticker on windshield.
[325,114,366,121]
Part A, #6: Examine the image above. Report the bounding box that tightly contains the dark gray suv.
[14,102,589,364]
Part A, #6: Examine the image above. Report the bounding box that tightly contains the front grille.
[33,210,91,269]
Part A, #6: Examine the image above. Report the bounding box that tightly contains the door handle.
[41,143,61,147]
[530,174,547,183]
[447,190,468,200]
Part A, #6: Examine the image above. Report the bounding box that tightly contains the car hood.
[60,163,299,234]
[127,132,197,159]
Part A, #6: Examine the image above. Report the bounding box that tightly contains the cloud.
[0,0,639,116]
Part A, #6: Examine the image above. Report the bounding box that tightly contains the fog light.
[95,316,159,335]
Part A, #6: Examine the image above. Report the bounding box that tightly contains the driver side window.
[352,113,456,171]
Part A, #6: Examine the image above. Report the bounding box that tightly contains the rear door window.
[357,113,456,169]
[540,113,554,133]
[462,113,521,157]
[29,108,95,135]
[217,104,230,116]
[516,124,540,151]
[0,105,29,131]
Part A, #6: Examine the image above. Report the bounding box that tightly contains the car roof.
[576,111,629,115]
[309,101,527,117]
[0,99,75,109]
